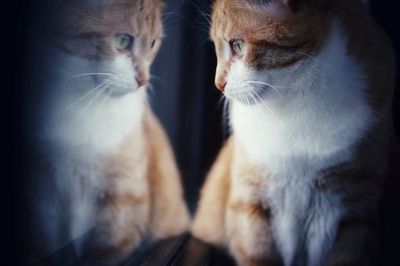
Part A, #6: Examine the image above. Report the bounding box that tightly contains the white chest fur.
[37,49,146,154]
[230,20,373,266]
[33,49,146,251]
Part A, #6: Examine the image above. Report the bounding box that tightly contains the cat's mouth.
[100,79,141,98]
[225,83,269,105]
[104,87,135,98]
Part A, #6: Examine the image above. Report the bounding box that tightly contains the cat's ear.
[277,0,302,12]
[252,0,294,17]
[248,0,304,17]
[278,0,334,11]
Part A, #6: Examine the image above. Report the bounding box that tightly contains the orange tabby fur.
[90,108,190,263]
[32,0,189,264]
[74,1,190,263]
[192,0,396,265]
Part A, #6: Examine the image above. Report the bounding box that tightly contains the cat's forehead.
[65,0,165,9]
[211,0,277,41]
[65,0,164,37]
[211,0,332,44]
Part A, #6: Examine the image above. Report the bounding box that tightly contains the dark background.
[4,0,400,265]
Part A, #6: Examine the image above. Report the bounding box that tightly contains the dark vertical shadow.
[370,1,400,265]
[169,0,223,211]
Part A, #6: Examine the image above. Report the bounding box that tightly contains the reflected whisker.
[88,84,113,142]
[71,72,117,79]
[147,82,156,102]
[79,82,110,118]
[194,38,211,53]
[62,80,110,114]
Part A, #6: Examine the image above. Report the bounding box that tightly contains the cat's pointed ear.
[248,0,302,17]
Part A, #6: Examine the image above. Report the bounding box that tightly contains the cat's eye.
[151,40,156,49]
[231,39,246,57]
[115,33,134,51]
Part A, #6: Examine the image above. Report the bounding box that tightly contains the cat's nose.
[135,67,149,88]
[215,74,227,92]
[135,71,149,88]
[215,81,226,92]
[136,77,148,87]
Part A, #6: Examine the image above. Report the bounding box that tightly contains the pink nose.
[136,77,149,87]
[215,81,226,92]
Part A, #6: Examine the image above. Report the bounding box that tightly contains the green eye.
[115,34,133,51]
[231,39,246,57]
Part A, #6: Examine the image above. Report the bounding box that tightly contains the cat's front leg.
[191,138,234,246]
[323,215,377,266]
[84,189,150,265]
[319,169,381,266]
[82,156,151,265]
[226,199,281,266]
[227,164,281,266]
[145,109,190,240]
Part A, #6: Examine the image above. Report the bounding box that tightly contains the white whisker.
[79,82,110,118]
[244,80,283,96]
[88,84,113,142]
[251,90,284,127]
[62,80,110,113]
[71,73,117,79]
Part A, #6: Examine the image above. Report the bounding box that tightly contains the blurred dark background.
[3,0,400,265]
[150,0,221,210]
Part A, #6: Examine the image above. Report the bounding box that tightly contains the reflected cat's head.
[210,0,333,104]
[49,0,165,96]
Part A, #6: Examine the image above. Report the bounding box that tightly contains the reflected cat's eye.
[231,39,246,57]
[115,33,134,51]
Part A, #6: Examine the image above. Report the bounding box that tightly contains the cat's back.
[334,0,395,111]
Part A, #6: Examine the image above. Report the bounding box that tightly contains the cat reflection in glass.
[29,0,189,264]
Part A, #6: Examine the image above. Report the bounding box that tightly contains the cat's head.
[51,0,165,96]
[211,0,333,104]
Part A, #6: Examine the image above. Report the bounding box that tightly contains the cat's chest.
[36,151,106,240]
[40,88,146,154]
[43,143,149,239]
[262,166,344,266]
[232,119,350,266]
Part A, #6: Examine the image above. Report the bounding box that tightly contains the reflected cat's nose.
[136,77,149,87]
[135,70,149,88]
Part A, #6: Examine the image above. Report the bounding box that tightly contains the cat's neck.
[42,90,146,156]
[231,18,374,172]
[36,47,146,156]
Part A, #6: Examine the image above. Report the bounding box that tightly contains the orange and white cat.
[29,0,189,264]
[192,0,395,265]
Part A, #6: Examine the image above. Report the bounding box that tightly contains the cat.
[192,0,396,265]
[26,0,189,264]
